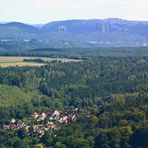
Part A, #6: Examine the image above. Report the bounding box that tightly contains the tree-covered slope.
[0,22,41,39]
[0,48,148,147]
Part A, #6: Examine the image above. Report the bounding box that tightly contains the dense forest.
[0,47,148,148]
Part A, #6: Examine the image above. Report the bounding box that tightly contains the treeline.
[1,47,148,60]
[23,58,47,63]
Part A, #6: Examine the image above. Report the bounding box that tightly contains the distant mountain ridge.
[42,18,148,35]
[0,18,148,49]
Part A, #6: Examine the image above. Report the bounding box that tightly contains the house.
[59,116,68,124]
[47,121,54,125]
[17,121,26,129]
[38,112,47,121]
[11,118,16,124]
[10,124,16,130]
[53,110,61,116]
[50,124,57,130]
[32,125,38,132]
[71,115,77,122]
[3,125,10,130]
[31,112,39,119]
[50,110,61,120]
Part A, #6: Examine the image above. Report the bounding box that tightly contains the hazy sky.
[0,0,148,23]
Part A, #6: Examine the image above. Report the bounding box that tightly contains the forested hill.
[0,49,148,147]
[0,18,148,49]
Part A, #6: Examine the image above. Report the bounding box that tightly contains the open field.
[0,56,79,67]
[0,62,45,67]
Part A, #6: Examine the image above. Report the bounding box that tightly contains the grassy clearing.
[0,85,35,107]
[0,56,79,67]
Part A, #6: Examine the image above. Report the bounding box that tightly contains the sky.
[0,0,148,24]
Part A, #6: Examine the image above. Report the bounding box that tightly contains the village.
[3,108,78,138]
